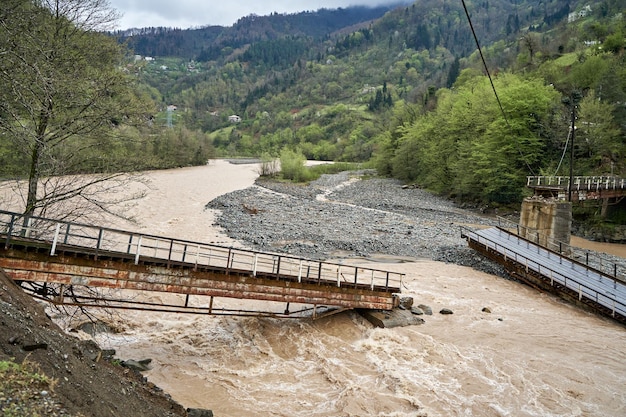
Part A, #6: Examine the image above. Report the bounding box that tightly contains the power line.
[461,0,536,175]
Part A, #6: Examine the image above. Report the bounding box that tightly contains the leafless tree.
[0,0,151,222]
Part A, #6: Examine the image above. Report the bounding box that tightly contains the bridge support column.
[519,198,572,254]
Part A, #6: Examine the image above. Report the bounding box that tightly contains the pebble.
[206,171,626,277]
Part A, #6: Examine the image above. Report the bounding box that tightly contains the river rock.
[23,341,48,351]
[482,307,492,313]
[121,359,152,372]
[410,306,424,315]
[399,297,414,309]
[101,349,116,360]
[187,408,214,417]
[439,308,454,315]
[417,304,433,315]
[358,308,424,328]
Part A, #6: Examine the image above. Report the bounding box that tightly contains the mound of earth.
[0,270,187,417]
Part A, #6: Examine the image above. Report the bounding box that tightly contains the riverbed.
[4,160,626,416]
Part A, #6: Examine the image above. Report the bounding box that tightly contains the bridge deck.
[0,210,402,317]
[462,227,626,324]
[526,175,626,200]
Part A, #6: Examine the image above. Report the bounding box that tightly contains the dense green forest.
[2,0,625,217]
[119,0,625,206]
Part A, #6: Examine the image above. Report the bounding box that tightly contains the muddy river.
[3,160,625,416]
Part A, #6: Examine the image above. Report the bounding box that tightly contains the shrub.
[258,152,279,177]
[279,148,311,182]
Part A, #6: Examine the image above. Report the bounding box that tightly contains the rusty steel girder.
[0,248,399,311]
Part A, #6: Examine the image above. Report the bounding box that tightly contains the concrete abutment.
[519,198,572,254]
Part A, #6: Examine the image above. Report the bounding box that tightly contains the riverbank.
[3,162,625,416]
[207,170,626,276]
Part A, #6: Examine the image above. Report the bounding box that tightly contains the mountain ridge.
[115,3,411,59]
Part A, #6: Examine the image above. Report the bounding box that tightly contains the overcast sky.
[108,1,408,30]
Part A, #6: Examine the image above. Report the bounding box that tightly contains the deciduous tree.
[0,0,151,221]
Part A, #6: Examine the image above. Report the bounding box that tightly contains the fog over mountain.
[108,0,412,29]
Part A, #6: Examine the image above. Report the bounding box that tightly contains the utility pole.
[568,102,576,202]
[565,91,581,202]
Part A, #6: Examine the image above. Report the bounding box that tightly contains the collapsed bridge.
[0,210,402,319]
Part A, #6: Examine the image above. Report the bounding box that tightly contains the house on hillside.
[568,5,592,23]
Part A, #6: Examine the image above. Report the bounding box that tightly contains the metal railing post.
[63,224,71,244]
[4,214,16,248]
[226,248,232,273]
[134,236,143,264]
[275,256,281,279]
[50,223,61,256]
[167,239,174,268]
[95,229,104,259]
[318,262,322,284]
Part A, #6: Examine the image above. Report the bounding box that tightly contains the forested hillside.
[2,0,625,217]
[120,0,625,207]
[116,5,406,60]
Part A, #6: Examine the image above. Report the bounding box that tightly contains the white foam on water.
[14,163,623,417]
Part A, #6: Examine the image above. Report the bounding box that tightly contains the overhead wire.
[461,0,536,175]
[554,125,572,175]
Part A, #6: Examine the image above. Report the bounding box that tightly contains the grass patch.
[0,360,56,417]
[280,161,366,183]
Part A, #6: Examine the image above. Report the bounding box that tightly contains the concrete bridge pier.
[519,198,572,254]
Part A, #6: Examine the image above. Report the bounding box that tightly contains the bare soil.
[0,270,187,417]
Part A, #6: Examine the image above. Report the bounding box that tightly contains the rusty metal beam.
[0,209,403,316]
[0,247,398,312]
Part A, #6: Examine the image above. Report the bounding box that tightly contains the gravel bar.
[206,170,510,276]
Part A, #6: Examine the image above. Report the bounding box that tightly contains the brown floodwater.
[3,161,625,416]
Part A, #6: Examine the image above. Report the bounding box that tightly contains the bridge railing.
[461,226,626,319]
[0,210,403,292]
[495,217,625,283]
[527,176,626,190]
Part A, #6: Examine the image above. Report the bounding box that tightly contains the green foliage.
[279,148,312,182]
[108,0,626,208]
[276,158,361,184]
[0,360,54,417]
[367,82,393,112]
[278,148,361,182]
[243,37,311,70]
[575,90,623,173]
[0,0,152,214]
[391,73,561,203]
[2,0,625,222]
[602,31,625,54]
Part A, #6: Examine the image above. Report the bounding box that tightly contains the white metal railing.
[461,226,626,319]
[495,216,624,282]
[0,209,403,292]
[527,176,626,191]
